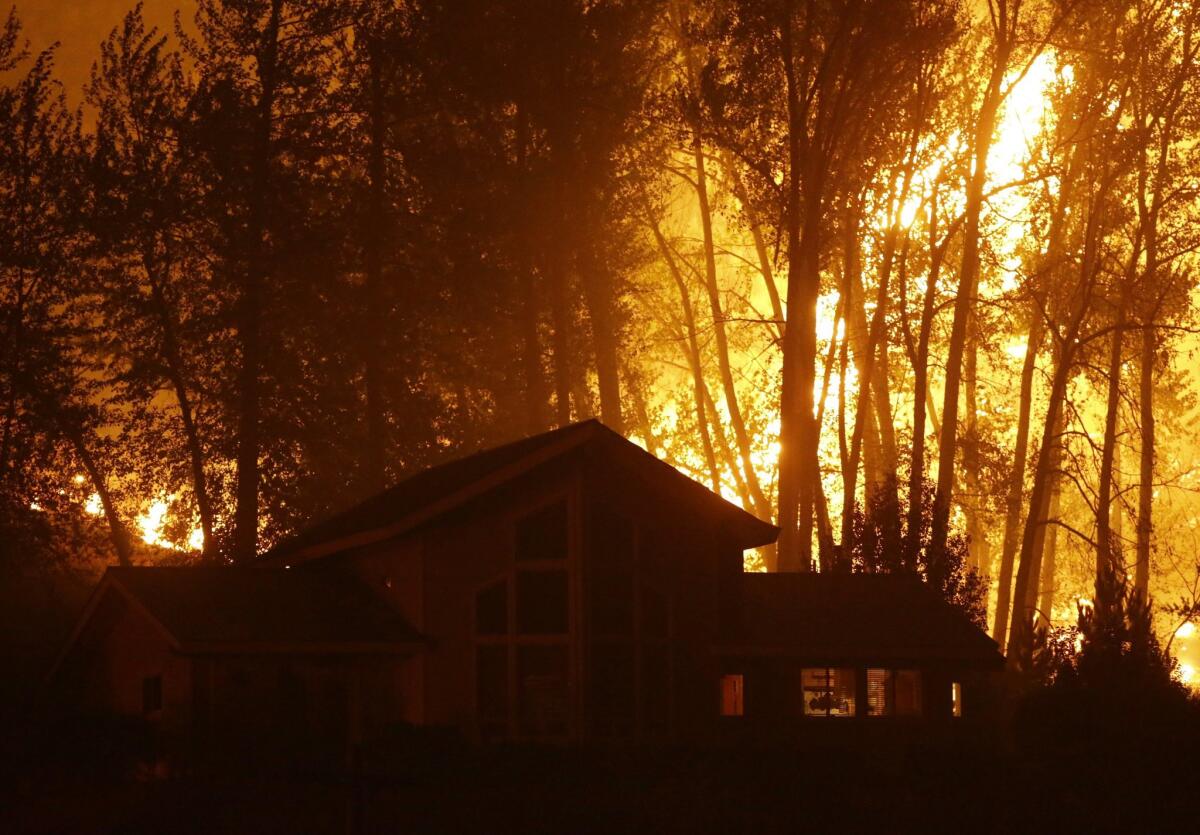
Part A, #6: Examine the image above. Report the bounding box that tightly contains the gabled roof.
[52,566,424,675]
[264,420,778,564]
[722,572,1003,666]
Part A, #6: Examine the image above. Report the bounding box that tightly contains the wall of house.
[580,462,741,743]
[76,593,191,732]
[338,456,585,740]
[191,654,407,767]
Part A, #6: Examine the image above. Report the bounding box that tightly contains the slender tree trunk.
[1009,208,1102,671]
[906,196,947,569]
[546,191,573,427]
[993,309,1042,650]
[515,104,549,435]
[362,33,389,490]
[1135,322,1155,597]
[233,0,283,563]
[963,328,986,573]
[626,372,659,458]
[577,235,623,433]
[724,150,784,336]
[1038,470,1061,624]
[929,42,1011,579]
[648,215,721,496]
[1095,304,1127,618]
[147,254,214,560]
[687,101,767,520]
[840,202,897,563]
[70,431,132,566]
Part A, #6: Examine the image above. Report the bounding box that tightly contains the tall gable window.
[474,497,574,741]
[516,571,568,634]
[801,668,856,717]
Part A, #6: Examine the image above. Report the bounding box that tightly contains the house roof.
[721,572,1003,667]
[264,419,778,564]
[54,566,424,669]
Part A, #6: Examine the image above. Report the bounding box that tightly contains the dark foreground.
[3,711,1197,835]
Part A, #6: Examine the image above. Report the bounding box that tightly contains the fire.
[137,500,170,546]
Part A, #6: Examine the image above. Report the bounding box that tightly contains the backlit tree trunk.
[993,308,1042,650]
[233,0,283,563]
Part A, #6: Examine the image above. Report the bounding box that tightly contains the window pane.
[476,645,508,724]
[720,674,744,717]
[951,681,963,718]
[516,501,568,561]
[829,668,855,717]
[895,670,921,716]
[802,668,855,717]
[518,645,570,737]
[516,571,569,634]
[475,579,507,635]
[867,668,892,716]
[802,668,832,716]
[142,675,162,714]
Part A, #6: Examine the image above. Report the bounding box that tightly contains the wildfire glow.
[137,500,170,546]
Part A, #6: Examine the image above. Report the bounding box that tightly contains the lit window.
[866,669,922,717]
[951,681,963,718]
[720,674,744,717]
[142,674,163,714]
[802,668,856,717]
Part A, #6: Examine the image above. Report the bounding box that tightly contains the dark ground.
[2,717,1197,835]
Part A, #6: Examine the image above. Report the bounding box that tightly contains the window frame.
[472,493,576,742]
[142,673,163,715]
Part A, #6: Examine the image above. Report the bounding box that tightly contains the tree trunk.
[1135,322,1155,598]
[70,431,132,566]
[724,150,784,336]
[683,59,768,521]
[233,0,283,563]
[147,253,215,561]
[1095,305,1127,619]
[577,236,623,434]
[906,195,948,569]
[362,32,389,490]
[648,214,722,496]
[993,309,1042,650]
[1009,209,1102,671]
[929,42,1011,579]
[1038,469,1062,624]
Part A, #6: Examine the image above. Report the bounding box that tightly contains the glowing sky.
[15,0,187,104]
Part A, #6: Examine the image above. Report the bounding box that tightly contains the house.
[50,420,1002,764]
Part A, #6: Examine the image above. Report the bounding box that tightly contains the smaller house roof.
[265,420,778,564]
[56,566,424,669]
[721,572,1003,667]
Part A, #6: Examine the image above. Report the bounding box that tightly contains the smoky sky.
[16,1,189,104]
